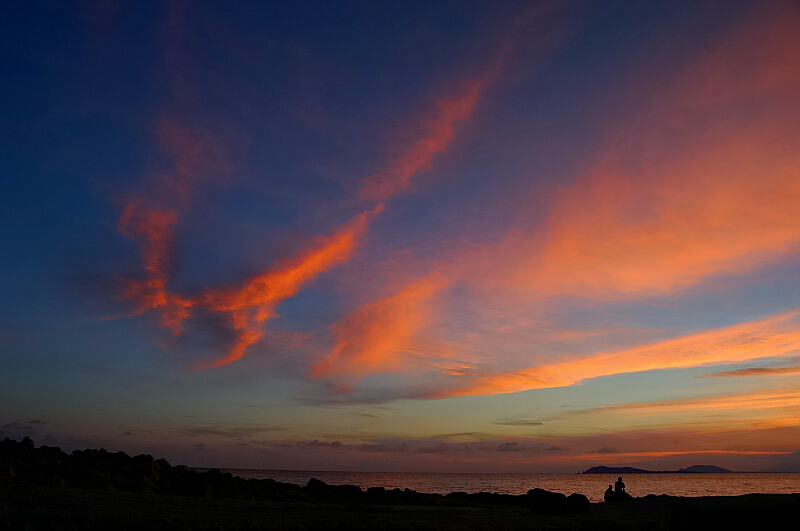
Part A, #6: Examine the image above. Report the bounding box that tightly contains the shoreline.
[3,438,798,529]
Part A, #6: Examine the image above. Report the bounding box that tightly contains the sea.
[219,470,799,503]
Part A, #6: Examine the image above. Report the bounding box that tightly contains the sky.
[1,0,799,473]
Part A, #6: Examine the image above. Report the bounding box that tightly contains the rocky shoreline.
[2,437,798,530]
[0,437,587,510]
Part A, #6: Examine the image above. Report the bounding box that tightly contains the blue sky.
[1,0,799,472]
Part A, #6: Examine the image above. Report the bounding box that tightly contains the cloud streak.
[310,273,449,380]
[116,200,194,335]
[698,365,800,378]
[113,120,229,336]
[202,206,383,367]
[438,309,800,397]
[359,78,488,201]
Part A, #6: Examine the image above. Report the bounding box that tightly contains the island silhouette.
[582,465,732,474]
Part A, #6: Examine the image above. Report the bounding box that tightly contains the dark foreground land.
[2,438,798,530]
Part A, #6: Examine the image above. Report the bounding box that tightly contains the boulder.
[305,477,337,502]
[332,484,365,504]
[528,488,568,515]
[567,492,591,513]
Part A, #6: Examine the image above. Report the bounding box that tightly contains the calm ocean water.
[221,470,799,503]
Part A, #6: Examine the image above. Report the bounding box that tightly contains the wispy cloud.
[310,273,449,381]
[112,120,229,336]
[484,9,800,301]
[184,425,286,438]
[116,62,497,367]
[494,420,543,427]
[359,79,488,201]
[201,206,382,367]
[307,8,800,401]
[554,388,800,420]
[699,365,800,378]
[115,200,193,335]
[438,309,800,397]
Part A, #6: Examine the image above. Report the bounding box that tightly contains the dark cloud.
[434,432,488,440]
[301,440,343,449]
[185,426,285,438]
[495,442,522,452]
[417,443,450,454]
[121,432,133,436]
[596,447,616,454]
[360,443,389,452]
[494,419,543,426]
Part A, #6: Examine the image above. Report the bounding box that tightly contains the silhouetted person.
[604,484,615,502]
[615,476,626,494]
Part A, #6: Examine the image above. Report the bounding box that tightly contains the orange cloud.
[359,77,487,201]
[438,309,800,397]
[114,119,230,336]
[202,72,495,367]
[202,206,383,367]
[511,9,800,298]
[305,9,800,396]
[116,199,194,335]
[512,133,800,298]
[310,273,449,379]
[116,63,494,366]
[598,388,800,415]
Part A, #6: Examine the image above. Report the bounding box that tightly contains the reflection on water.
[222,470,799,502]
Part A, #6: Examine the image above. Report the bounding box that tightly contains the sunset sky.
[2,0,799,473]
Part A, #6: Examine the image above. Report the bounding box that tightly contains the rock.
[332,484,365,504]
[305,477,337,502]
[528,488,568,515]
[445,491,470,502]
[616,491,633,501]
[366,486,394,505]
[131,454,155,478]
[0,437,604,512]
[567,492,591,513]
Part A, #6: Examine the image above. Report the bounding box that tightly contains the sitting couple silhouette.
[604,477,633,502]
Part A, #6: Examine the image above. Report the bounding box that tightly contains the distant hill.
[677,465,731,473]
[582,466,651,474]
[762,450,800,473]
[583,464,732,474]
